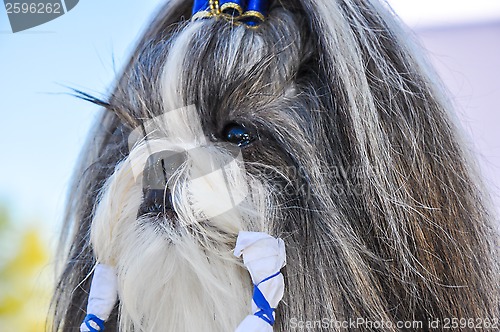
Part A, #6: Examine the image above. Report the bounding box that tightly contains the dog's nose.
[138,188,174,217]
[142,151,186,190]
[138,150,186,218]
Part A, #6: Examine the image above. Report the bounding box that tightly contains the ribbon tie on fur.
[192,0,270,26]
[234,231,286,331]
[80,264,118,331]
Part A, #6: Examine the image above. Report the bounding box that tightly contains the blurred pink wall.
[417,21,500,222]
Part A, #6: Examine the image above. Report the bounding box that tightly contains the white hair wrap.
[80,264,118,332]
[234,231,287,332]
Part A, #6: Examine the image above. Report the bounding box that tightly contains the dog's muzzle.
[137,150,186,219]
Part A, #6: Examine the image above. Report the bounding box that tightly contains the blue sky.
[0,1,499,236]
[0,1,162,232]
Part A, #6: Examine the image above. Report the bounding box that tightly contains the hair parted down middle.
[51,0,500,331]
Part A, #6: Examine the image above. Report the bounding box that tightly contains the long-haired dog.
[51,0,500,331]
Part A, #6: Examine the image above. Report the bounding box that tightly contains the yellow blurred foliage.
[0,208,53,332]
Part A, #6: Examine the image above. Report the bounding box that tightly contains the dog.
[51,0,500,330]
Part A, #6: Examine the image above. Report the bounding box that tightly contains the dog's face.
[53,1,499,331]
[90,10,312,330]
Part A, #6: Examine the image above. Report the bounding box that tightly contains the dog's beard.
[111,226,251,331]
[90,107,269,331]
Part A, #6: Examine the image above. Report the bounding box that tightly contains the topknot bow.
[192,0,270,27]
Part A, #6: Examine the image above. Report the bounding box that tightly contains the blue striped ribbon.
[252,271,281,325]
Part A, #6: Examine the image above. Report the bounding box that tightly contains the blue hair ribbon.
[192,0,269,26]
[252,271,281,325]
[84,314,106,331]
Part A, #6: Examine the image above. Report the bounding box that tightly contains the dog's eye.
[222,123,255,147]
